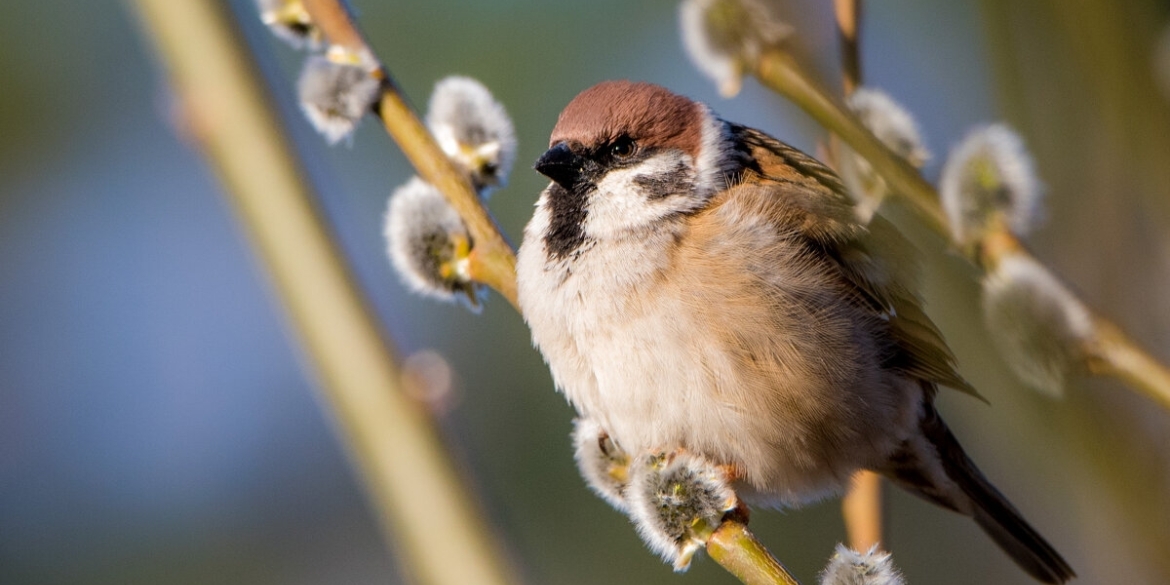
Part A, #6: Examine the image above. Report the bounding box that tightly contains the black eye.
[609,136,636,159]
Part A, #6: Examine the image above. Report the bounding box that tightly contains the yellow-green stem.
[301,0,519,310]
[376,88,519,307]
[129,2,518,585]
[708,520,803,585]
[1088,322,1170,412]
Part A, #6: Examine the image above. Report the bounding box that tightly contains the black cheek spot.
[543,183,589,260]
[632,161,695,200]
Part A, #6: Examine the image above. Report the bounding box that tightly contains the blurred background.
[2,0,1169,583]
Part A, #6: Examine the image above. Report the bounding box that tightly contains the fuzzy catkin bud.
[257,0,320,50]
[298,55,381,145]
[679,0,790,97]
[841,88,930,221]
[940,124,1042,248]
[572,418,631,513]
[426,76,517,197]
[982,253,1094,397]
[820,544,905,585]
[625,451,738,571]
[848,89,930,168]
[384,177,485,312]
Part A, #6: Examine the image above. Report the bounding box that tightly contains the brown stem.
[301,0,519,310]
[298,0,364,53]
[830,0,884,552]
[834,0,862,95]
[842,471,882,552]
[977,228,1026,271]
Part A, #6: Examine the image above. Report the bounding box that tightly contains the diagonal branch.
[707,519,803,585]
[128,2,519,585]
[753,49,1170,412]
[301,0,519,309]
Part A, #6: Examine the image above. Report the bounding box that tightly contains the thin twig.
[831,0,884,553]
[753,49,1170,411]
[301,0,519,309]
[707,519,803,585]
[833,0,862,95]
[128,3,519,585]
[1089,321,1170,411]
[842,471,882,552]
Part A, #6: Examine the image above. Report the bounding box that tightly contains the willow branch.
[753,49,1170,411]
[128,2,518,585]
[833,0,862,95]
[1088,322,1170,410]
[842,471,882,552]
[829,0,884,553]
[707,519,803,585]
[301,0,519,309]
[756,51,950,234]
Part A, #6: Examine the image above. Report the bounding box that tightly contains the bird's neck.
[556,221,683,303]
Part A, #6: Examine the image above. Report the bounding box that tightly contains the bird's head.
[533,81,738,259]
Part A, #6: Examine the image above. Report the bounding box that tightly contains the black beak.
[534,142,584,189]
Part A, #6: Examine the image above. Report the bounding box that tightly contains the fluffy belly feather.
[540,284,878,507]
[517,212,913,508]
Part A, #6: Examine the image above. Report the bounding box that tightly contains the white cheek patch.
[583,151,700,239]
[695,107,736,197]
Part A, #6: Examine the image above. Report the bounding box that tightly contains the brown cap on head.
[549,81,704,158]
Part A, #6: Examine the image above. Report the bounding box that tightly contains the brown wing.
[729,124,982,399]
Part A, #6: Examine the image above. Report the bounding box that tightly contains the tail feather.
[882,402,1075,584]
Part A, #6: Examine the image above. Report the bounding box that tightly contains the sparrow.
[516,80,1074,583]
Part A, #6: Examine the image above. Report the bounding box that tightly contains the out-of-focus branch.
[831,0,884,554]
[1089,321,1170,410]
[128,2,519,585]
[833,0,861,94]
[753,49,1170,411]
[842,471,882,552]
[301,0,519,309]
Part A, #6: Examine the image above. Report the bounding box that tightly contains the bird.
[515,80,1074,583]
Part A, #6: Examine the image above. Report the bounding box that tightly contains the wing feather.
[730,125,981,399]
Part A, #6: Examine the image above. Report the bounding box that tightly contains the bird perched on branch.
[516,80,1074,583]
